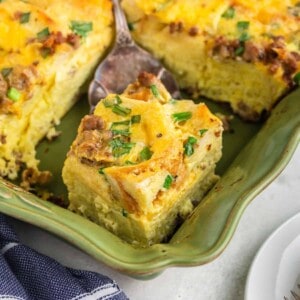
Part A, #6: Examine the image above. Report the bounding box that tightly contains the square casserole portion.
[0,0,113,179]
[122,0,300,121]
[62,73,223,246]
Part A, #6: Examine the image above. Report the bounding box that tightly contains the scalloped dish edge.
[0,88,299,279]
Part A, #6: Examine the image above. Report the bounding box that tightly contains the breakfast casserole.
[62,73,223,246]
[0,0,113,179]
[122,0,300,121]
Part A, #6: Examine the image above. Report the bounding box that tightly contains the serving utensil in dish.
[0,85,299,278]
[88,0,180,112]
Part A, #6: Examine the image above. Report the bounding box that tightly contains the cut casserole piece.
[0,0,113,179]
[122,0,300,121]
[62,73,223,246]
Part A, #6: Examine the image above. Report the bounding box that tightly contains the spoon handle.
[112,0,133,46]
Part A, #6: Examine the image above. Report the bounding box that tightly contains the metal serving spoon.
[88,0,180,112]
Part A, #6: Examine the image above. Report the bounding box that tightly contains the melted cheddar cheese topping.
[63,73,223,245]
[123,0,300,120]
[0,0,113,179]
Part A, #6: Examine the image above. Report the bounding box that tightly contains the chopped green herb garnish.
[111,120,131,136]
[199,129,208,137]
[7,87,21,102]
[172,111,192,122]
[237,21,250,31]
[125,160,137,165]
[163,174,173,189]
[40,47,51,58]
[221,6,235,19]
[111,120,131,128]
[169,98,178,104]
[150,84,160,97]
[236,21,250,46]
[235,46,244,56]
[139,146,153,161]
[293,72,300,85]
[111,129,131,136]
[70,21,93,37]
[103,95,122,107]
[109,138,135,157]
[98,167,105,174]
[37,27,50,40]
[239,31,250,42]
[103,96,125,114]
[122,208,128,217]
[131,115,141,124]
[127,22,134,31]
[184,136,197,156]
[20,12,31,24]
[1,68,12,78]
[112,104,131,116]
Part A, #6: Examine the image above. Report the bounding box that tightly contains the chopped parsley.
[40,47,51,58]
[235,45,245,56]
[110,120,131,135]
[20,12,31,24]
[122,208,128,217]
[184,136,197,156]
[235,21,251,55]
[127,22,134,31]
[70,21,93,37]
[7,87,21,102]
[169,98,178,104]
[150,84,160,97]
[172,111,192,122]
[139,146,153,161]
[131,115,141,124]
[104,96,131,116]
[109,138,135,157]
[239,31,250,42]
[125,160,137,165]
[1,68,12,78]
[163,174,173,189]
[221,7,235,19]
[237,21,250,31]
[112,104,131,116]
[199,129,208,137]
[37,27,50,40]
[98,167,105,174]
[111,120,131,128]
[111,129,131,136]
[293,72,300,85]
[103,95,122,107]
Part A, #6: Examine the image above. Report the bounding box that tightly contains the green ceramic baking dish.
[0,88,299,279]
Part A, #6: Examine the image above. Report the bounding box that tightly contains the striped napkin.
[0,214,128,300]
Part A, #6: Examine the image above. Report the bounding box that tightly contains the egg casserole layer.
[122,0,300,121]
[62,73,223,246]
[0,0,113,179]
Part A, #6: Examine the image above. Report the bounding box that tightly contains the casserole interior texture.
[0,0,113,179]
[62,73,223,246]
[122,0,300,121]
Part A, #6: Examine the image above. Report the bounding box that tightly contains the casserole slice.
[0,0,113,179]
[62,73,223,246]
[122,0,300,121]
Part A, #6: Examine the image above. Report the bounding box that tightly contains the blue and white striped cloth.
[0,214,128,300]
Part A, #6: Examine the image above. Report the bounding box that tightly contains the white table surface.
[9,145,300,300]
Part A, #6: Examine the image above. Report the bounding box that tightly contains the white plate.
[245,212,300,300]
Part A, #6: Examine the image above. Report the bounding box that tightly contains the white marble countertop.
[9,146,300,300]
